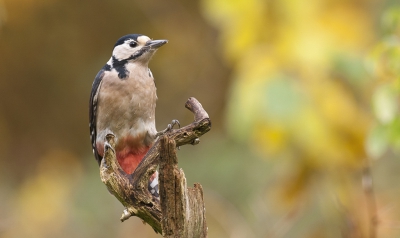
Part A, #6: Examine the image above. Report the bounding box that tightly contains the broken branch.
[99,97,210,237]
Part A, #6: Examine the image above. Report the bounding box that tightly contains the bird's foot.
[104,141,115,153]
[156,119,180,137]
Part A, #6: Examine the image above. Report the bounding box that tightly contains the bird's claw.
[171,119,180,128]
[104,141,115,153]
[156,119,180,137]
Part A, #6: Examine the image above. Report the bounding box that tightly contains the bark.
[99,97,210,237]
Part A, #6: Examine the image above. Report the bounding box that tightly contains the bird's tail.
[148,171,159,198]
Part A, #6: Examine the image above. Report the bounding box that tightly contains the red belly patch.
[116,146,150,174]
[96,133,153,175]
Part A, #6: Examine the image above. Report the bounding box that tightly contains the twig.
[362,161,378,238]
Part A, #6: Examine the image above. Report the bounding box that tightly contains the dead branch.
[99,97,210,237]
[362,162,378,238]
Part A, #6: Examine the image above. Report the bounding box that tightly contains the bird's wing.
[89,68,105,165]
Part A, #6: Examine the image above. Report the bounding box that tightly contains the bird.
[89,34,168,197]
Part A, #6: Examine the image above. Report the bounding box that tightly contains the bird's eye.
[129,42,138,48]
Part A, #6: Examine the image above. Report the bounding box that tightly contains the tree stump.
[99,97,210,237]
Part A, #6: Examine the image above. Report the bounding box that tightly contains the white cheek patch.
[137,35,151,45]
[113,44,137,60]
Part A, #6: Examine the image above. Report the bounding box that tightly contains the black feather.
[89,67,106,165]
[103,63,111,71]
[113,34,143,48]
[112,56,129,79]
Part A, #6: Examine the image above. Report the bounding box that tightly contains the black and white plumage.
[89,34,167,197]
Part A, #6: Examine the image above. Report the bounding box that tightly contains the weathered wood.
[99,97,210,237]
[159,136,207,238]
[100,134,162,232]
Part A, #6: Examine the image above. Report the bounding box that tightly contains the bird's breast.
[96,64,157,151]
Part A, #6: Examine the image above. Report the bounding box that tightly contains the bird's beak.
[145,39,168,49]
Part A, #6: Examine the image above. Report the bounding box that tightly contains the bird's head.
[111,34,167,64]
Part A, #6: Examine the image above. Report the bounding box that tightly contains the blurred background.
[0,0,400,237]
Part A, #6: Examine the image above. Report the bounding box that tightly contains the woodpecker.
[89,34,167,197]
